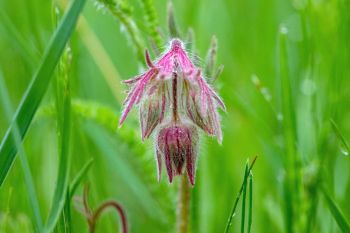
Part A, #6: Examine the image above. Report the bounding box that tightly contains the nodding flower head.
[119,38,225,185]
[156,124,198,185]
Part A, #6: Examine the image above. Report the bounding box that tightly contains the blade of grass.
[0,72,44,232]
[330,119,350,156]
[52,158,94,233]
[45,47,72,232]
[247,173,253,233]
[322,187,350,233]
[0,0,86,186]
[77,16,123,103]
[53,190,72,233]
[224,156,257,233]
[278,26,299,233]
[70,158,94,196]
[240,162,249,233]
[0,10,39,65]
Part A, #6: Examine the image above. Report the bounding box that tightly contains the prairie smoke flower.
[119,39,225,185]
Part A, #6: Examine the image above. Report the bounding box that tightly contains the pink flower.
[119,39,225,185]
[156,124,198,185]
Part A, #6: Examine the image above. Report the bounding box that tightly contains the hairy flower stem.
[177,175,191,233]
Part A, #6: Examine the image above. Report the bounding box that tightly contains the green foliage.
[224,157,256,233]
[1,0,350,232]
[45,46,72,233]
[0,0,86,186]
[322,188,350,233]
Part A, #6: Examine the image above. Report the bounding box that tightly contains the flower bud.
[156,124,198,185]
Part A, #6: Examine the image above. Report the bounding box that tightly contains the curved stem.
[81,185,128,233]
[177,175,191,233]
[90,201,129,233]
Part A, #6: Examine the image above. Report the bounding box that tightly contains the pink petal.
[208,87,226,111]
[122,75,142,85]
[119,69,157,127]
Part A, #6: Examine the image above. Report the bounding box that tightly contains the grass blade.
[240,162,249,233]
[278,26,299,233]
[0,72,44,232]
[77,16,123,103]
[224,156,257,233]
[52,159,94,233]
[70,158,94,196]
[330,119,350,156]
[45,48,72,232]
[322,188,350,233]
[0,0,87,186]
[247,173,253,233]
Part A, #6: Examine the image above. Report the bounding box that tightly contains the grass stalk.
[247,173,253,233]
[278,26,300,233]
[322,187,350,233]
[240,162,249,233]
[0,72,44,232]
[0,0,86,186]
[45,46,72,232]
[224,156,257,233]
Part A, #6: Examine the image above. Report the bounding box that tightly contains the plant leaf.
[322,188,350,233]
[70,158,94,196]
[330,119,350,156]
[0,0,87,186]
[45,47,72,232]
[0,72,44,232]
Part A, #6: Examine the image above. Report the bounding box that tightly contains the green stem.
[177,175,190,233]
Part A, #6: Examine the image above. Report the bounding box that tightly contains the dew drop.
[340,146,349,156]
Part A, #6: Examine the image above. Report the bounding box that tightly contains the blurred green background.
[0,0,350,232]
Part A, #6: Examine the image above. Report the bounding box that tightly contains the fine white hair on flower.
[119,38,225,185]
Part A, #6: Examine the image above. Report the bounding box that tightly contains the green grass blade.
[240,162,249,233]
[278,26,298,233]
[330,119,350,156]
[0,10,39,66]
[70,158,94,196]
[322,188,350,233]
[247,173,253,233]
[0,72,44,232]
[0,0,87,186]
[45,48,72,232]
[52,159,93,233]
[224,157,257,233]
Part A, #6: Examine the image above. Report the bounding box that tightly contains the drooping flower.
[156,124,198,185]
[119,39,225,185]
